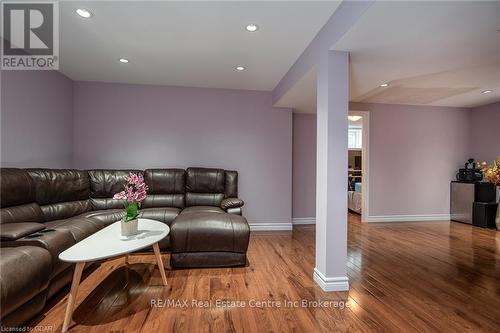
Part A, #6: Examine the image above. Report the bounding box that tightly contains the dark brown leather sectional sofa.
[0,167,250,328]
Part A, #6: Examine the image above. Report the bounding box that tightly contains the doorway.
[348,111,370,222]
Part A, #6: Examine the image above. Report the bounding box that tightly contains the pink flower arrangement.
[113,172,149,222]
[113,172,148,203]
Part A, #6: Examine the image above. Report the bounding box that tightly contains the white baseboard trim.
[249,222,293,231]
[250,214,449,229]
[292,217,316,225]
[313,268,349,292]
[365,214,451,222]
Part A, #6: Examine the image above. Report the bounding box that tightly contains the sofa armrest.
[0,223,46,241]
[220,198,244,211]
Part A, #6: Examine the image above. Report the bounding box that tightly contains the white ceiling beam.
[271,0,374,107]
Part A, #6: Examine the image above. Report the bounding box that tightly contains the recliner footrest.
[170,212,250,268]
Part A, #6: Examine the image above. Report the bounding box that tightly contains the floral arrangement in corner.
[113,172,149,222]
[481,157,500,230]
[480,157,500,186]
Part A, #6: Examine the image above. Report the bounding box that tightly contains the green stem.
[124,202,139,222]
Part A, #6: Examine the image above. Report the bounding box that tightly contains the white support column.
[314,50,349,292]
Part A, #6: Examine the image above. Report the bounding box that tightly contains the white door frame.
[348,110,370,222]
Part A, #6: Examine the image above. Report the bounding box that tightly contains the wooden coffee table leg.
[62,262,85,332]
[152,242,168,286]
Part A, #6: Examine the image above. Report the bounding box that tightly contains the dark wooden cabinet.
[451,181,496,226]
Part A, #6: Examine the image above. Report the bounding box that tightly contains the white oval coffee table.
[58,218,169,332]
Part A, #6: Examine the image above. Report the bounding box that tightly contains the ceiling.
[279,0,500,113]
[59,1,340,91]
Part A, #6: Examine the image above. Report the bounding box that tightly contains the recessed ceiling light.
[348,116,362,121]
[76,8,92,18]
[380,83,389,87]
[481,90,492,94]
[245,24,259,32]
[235,66,246,71]
[119,58,129,64]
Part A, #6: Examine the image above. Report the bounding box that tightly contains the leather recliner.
[170,168,249,267]
[0,246,52,327]
[0,166,249,328]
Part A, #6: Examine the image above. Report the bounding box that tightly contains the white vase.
[121,218,138,237]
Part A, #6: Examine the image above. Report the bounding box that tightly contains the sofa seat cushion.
[0,246,52,318]
[89,198,127,210]
[40,200,92,222]
[81,209,125,227]
[1,229,75,278]
[45,217,102,243]
[180,206,224,215]
[139,207,180,226]
[0,223,46,241]
[81,207,181,227]
[171,212,250,253]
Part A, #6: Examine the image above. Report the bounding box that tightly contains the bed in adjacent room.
[348,182,362,214]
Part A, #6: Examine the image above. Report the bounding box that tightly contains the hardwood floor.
[31,213,500,332]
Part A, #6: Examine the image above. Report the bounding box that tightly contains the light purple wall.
[73,82,293,224]
[292,113,316,218]
[292,102,476,218]
[1,70,73,168]
[470,102,500,163]
[351,102,471,217]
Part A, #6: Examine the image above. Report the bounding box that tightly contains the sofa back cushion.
[143,169,185,209]
[27,169,91,221]
[0,203,45,224]
[1,168,36,208]
[185,167,225,207]
[0,168,44,224]
[88,169,143,210]
[27,169,90,204]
